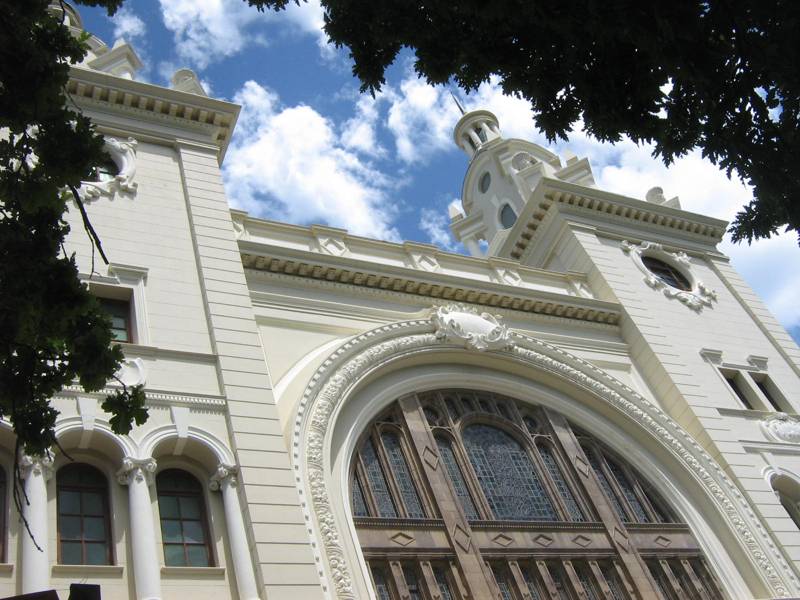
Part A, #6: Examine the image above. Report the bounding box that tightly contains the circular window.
[499,203,517,229]
[478,172,491,193]
[642,256,691,291]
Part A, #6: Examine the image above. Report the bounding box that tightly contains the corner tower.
[449,109,595,256]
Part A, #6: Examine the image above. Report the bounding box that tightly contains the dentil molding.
[292,310,797,598]
[621,240,717,311]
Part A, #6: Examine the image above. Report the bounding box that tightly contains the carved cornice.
[242,254,621,326]
[293,316,798,598]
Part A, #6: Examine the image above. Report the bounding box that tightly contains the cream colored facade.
[2,5,800,600]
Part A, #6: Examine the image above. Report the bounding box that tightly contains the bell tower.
[449,109,596,257]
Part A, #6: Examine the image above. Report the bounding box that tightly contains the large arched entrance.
[350,390,723,599]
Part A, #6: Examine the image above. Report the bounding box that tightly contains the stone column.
[19,454,53,594]
[118,458,161,600]
[210,465,259,600]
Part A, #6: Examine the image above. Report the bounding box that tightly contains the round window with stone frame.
[478,172,491,193]
[641,255,691,291]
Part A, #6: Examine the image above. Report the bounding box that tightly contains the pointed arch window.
[463,424,556,521]
[57,463,112,565]
[156,469,213,567]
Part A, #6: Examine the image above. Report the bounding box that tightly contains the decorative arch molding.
[293,306,799,599]
[139,424,235,467]
[54,415,138,459]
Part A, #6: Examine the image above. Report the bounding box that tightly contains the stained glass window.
[352,474,369,517]
[538,443,585,521]
[599,562,629,600]
[491,564,514,600]
[371,565,393,600]
[575,563,601,600]
[583,444,628,522]
[606,458,650,522]
[361,437,397,518]
[546,562,574,600]
[382,432,425,518]
[523,565,545,600]
[464,425,556,521]
[403,564,423,600]
[444,397,461,421]
[433,566,454,600]
[437,436,479,520]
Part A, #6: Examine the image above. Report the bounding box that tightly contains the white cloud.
[419,204,460,251]
[223,81,400,241]
[157,0,328,70]
[341,95,385,157]
[111,6,146,42]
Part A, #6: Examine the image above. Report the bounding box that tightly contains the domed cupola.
[453,110,503,159]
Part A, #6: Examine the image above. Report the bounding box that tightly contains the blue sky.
[80,0,800,342]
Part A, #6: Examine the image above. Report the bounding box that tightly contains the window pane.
[538,444,585,522]
[86,543,108,565]
[464,424,556,521]
[84,516,106,541]
[179,495,202,519]
[187,544,210,567]
[583,445,628,522]
[164,544,186,566]
[351,474,369,517]
[158,495,180,519]
[370,566,393,600]
[605,459,650,523]
[82,492,104,515]
[381,432,425,518]
[161,519,183,543]
[182,520,206,544]
[433,566,454,600]
[402,565,422,600]
[360,438,397,518]
[437,436,479,520]
[59,490,81,514]
[61,542,83,565]
[59,515,81,540]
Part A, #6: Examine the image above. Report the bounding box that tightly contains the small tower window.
[641,256,691,291]
[478,172,491,193]
[476,126,487,143]
[93,155,120,183]
[499,204,517,229]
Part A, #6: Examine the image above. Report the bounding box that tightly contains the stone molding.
[621,240,717,311]
[432,303,513,351]
[117,457,157,486]
[293,314,798,599]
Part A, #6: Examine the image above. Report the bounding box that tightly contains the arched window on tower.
[156,469,214,567]
[56,463,112,565]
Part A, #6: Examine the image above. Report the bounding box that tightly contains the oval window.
[499,203,517,229]
[478,172,491,193]
[641,256,691,291]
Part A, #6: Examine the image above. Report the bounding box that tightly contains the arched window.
[156,469,213,567]
[771,474,800,530]
[351,390,723,599]
[56,463,112,565]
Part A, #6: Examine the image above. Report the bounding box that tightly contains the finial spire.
[450,91,466,116]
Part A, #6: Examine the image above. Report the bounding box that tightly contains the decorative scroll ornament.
[209,464,239,490]
[116,357,146,387]
[621,240,717,312]
[762,415,800,444]
[117,457,157,485]
[432,304,514,351]
[19,453,54,480]
[79,136,138,201]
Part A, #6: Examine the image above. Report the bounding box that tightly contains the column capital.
[209,463,238,491]
[19,453,54,481]
[117,457,157,486]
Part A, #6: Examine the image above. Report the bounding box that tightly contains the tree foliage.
[0,0,145,459]
[253,0,800,244]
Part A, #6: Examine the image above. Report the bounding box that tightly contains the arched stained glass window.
[360,438,397,518]
[437,435,479,520]
[381,431,425,518]
[538,442,585,521]
[351,391,725,600]
[463,424,556,521]
[57,464,112,565]
[156,469,213,567]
